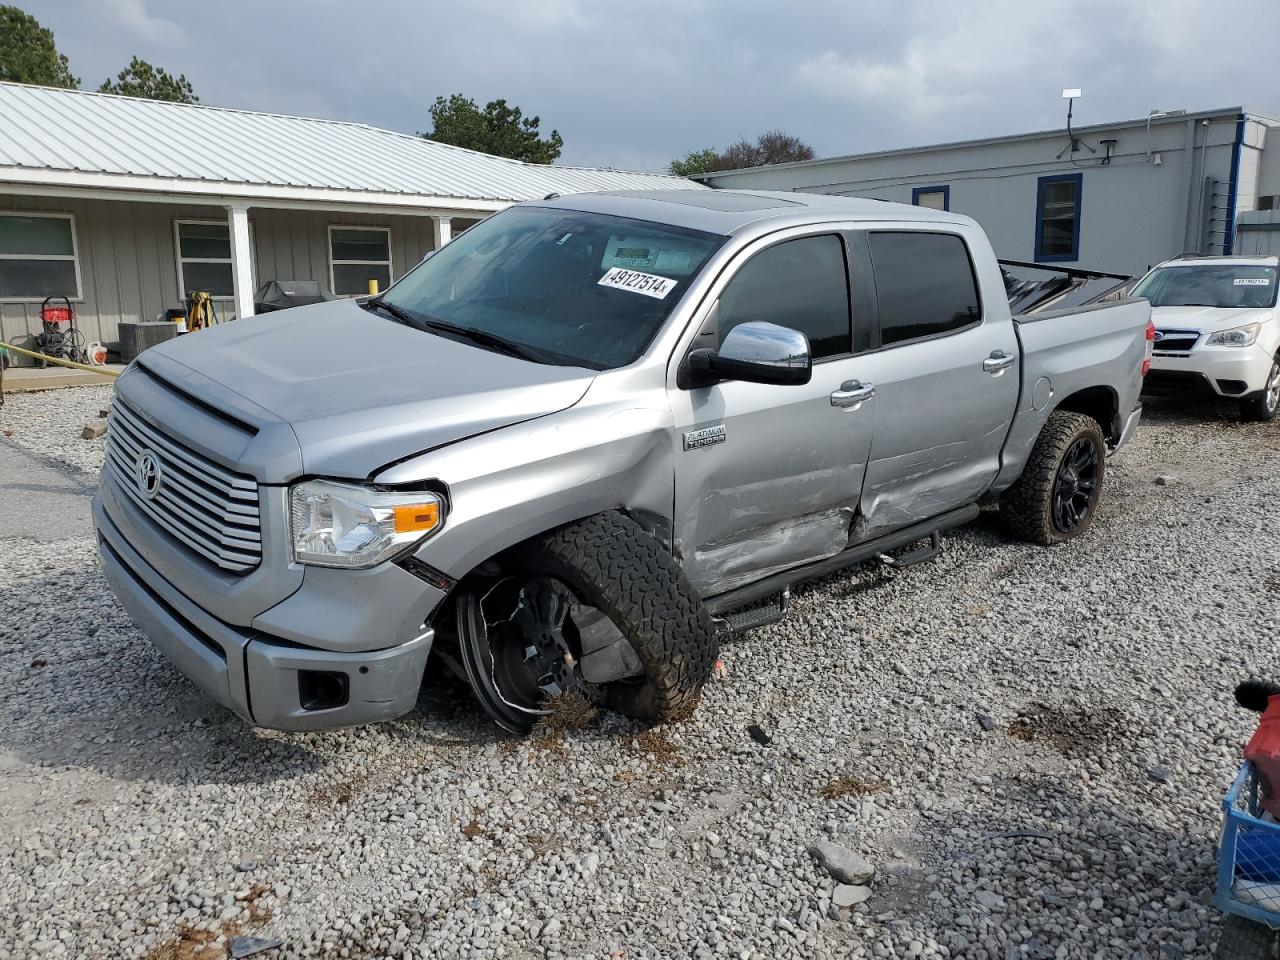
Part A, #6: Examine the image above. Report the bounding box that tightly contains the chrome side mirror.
[685,321,812,387]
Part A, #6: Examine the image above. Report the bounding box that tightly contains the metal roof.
[0,82,702,206]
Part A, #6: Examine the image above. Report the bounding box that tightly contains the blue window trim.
[1034,172,1083,263]
[911,184,950,211]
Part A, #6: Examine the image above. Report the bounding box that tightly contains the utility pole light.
[1063,88,1082,100]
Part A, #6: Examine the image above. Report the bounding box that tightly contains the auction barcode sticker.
[597,267,678,299]
[1234,278,1271,285]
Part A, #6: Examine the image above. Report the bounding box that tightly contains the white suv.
[1135,255,1280,420]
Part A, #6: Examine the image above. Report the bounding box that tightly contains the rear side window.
[868,232,981,347]
[717,235,851,359]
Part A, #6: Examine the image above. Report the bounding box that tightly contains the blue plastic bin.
[1216,761,1280,928]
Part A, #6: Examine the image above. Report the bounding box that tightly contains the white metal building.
[0,82,702,360]
[696,106,1280,276]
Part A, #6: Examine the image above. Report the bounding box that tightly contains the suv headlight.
[289,480,444,568]
[1205,322,1261,347]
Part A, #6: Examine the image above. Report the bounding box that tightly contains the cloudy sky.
[20,0,1280,173]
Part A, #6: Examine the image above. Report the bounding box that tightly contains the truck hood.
[1150,305,1274,333]
[148,299,596,478]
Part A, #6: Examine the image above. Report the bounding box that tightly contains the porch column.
[432,215,452,249]
[227,203,255,319]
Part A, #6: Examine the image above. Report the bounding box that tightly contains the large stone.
[832,884,872,908]
[807,840,875,884]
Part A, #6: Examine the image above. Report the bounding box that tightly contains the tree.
[99,56,197,103]
[0,5,78,88]
[422,94,563,164]
[668,148,720,178]
[717,130,815,170]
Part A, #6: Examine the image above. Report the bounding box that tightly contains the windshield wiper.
[420,321,552,363]
[362,297,419,327]
[365,299,552,363]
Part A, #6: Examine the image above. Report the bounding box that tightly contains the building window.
[911,186,950,211]
[0,212,81,300]
[329,226,392,296]
[175,220,235,297]
[1035,173,1083,262]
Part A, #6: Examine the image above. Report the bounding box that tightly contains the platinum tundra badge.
[684,424,726,450]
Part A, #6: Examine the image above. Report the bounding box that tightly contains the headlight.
[290,480,444,568]
[1205,322,1261,347]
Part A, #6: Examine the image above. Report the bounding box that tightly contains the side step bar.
[720,587,790,634]
[879,531,941,569]
[705,503,979,617]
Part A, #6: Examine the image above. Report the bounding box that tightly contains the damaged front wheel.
[456,511,717,733]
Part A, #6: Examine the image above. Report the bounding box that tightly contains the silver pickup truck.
[93,190,1150,734]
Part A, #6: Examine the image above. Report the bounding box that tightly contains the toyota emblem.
[134,451,162,499]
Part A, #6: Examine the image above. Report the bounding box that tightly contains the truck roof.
[534,189,975,236]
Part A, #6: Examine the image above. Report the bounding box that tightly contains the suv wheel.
[456,511,717,733]
[1240,358,1280,422]
[999,410,1107,546]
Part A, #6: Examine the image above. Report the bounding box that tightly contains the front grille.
[1152,329,1200,355]
[105,400,262,573]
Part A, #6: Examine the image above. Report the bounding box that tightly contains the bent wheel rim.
[1051,435,1100,534]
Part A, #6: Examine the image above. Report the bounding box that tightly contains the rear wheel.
[456,512,717,733]
[1240,359,1280,422]
[999,410,1107,546]
[1216,914,1275,959]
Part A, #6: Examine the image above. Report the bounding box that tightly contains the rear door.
[858,229,1019,537]
[668,230,877,598]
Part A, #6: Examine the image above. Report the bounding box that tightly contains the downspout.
[1223,114,1246,255]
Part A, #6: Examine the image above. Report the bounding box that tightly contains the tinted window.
[382,206,724,370]
[868,232,981,346]
[1131,264,1278,309]
[717,235,851,359]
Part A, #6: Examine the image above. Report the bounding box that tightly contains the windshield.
[380,206,725,369]
[1132,263,1278,309]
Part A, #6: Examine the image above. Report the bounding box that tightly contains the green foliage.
[423,94,563,164]
[99,56,197,103]
[668,148,720,178]
[670,131,816,176]
[0,5,78,88]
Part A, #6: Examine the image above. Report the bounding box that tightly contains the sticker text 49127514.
[597,267,678,300]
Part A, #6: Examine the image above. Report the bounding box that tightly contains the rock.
[1148,766,1172,783]
[747,724,772,745]
[974,890,1005,910]
[1154,475,1170,486]
[976,713,996,732]
[229,936,285,959]
[807,840,874,885]
[539,918,562,939]
[80,419,107,440]
[235,859,257,872]
[832,884,872,908]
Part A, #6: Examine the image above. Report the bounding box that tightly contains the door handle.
[983,350,1017,373]
[830,381,875,408]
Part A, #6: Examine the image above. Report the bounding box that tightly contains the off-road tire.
[1215,914,1275,960]
[516,511,718,723]
[999,410,1107,546]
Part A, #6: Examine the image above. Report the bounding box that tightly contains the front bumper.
[94,494,436,731]
[1146,345,1275,398]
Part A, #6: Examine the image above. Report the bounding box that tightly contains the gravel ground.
[1,384,1278,959]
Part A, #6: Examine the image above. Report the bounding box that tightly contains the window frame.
[0,210,83,303]
[173,218,238,300]
[1034,172,1083,263]
[328,225,393,297]
[713,231,855,365]
[911,185,950,212]
[864,228,986,353]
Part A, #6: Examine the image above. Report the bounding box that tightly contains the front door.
[668,232,876,597]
